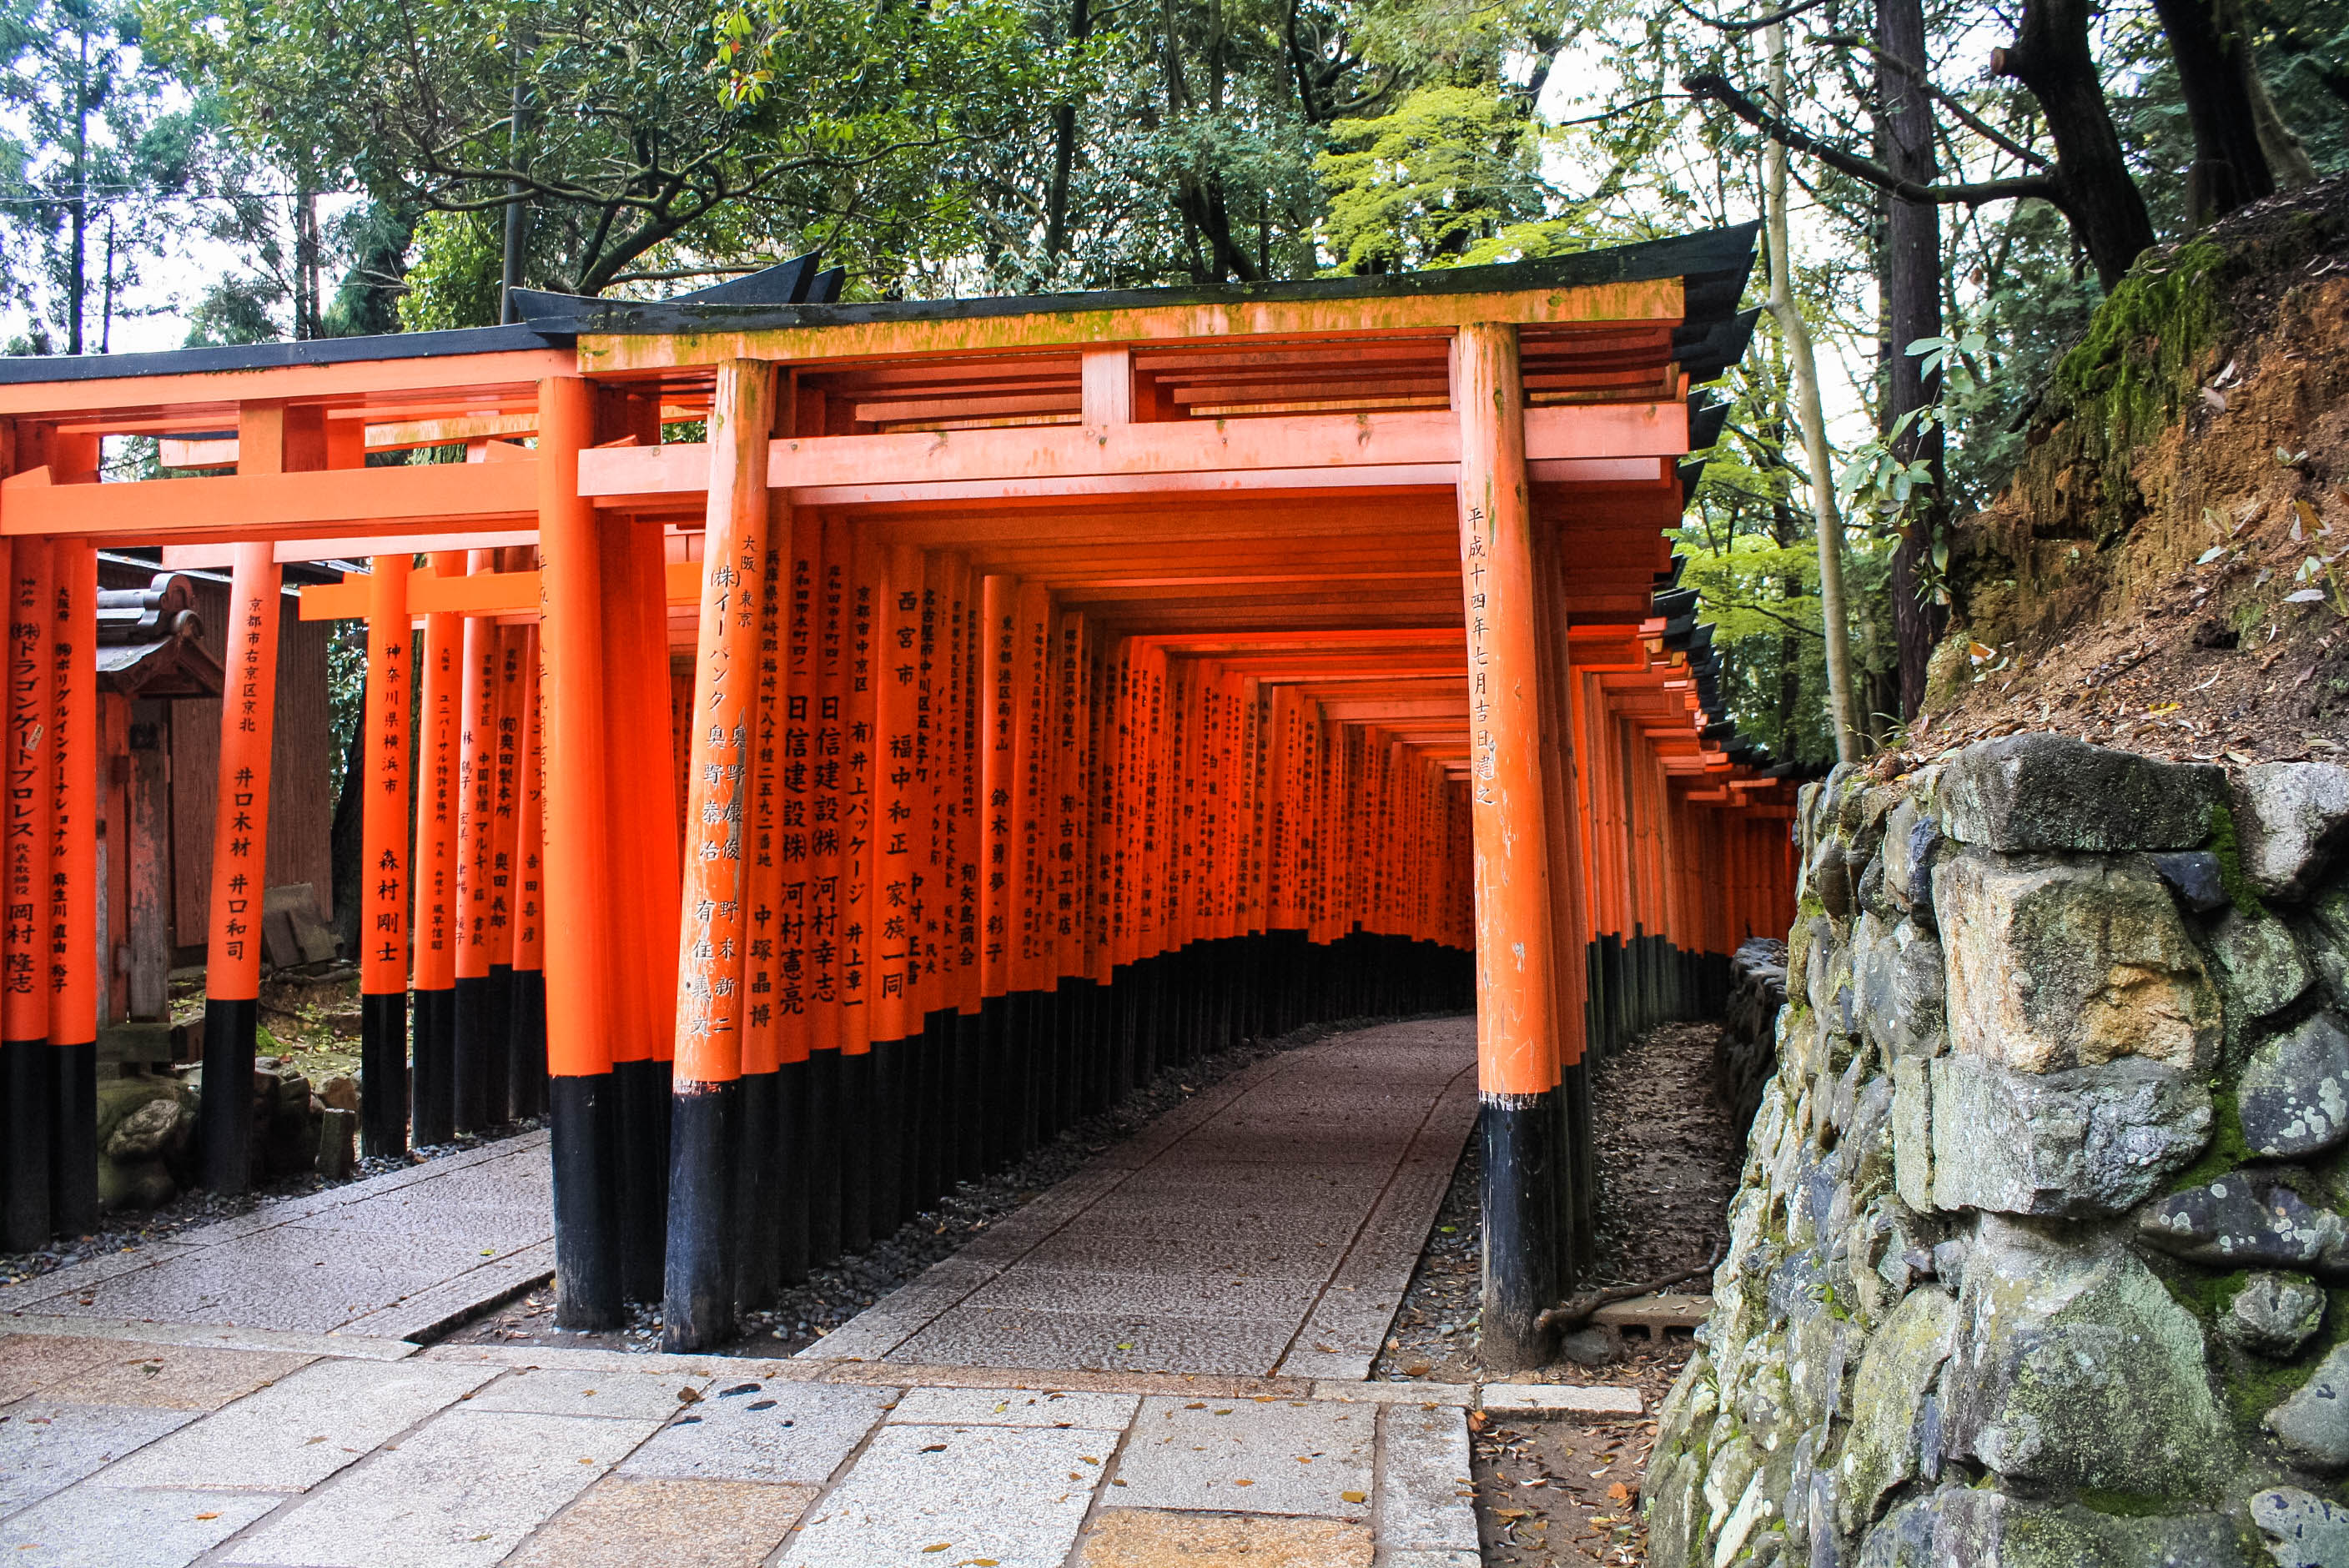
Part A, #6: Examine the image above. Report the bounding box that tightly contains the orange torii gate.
[0,229,1797,1367]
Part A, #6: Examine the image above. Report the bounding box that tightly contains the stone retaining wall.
[1644,735,2349,1567]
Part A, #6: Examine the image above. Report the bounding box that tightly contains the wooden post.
[453,549,500,1132]
[360,553,412,1157]
[410,550,465,1147]
[3,536,47,1244]
[666,357,772,1351]
[537,375,622,1329]
[510,632,546,1121]
[734,509,788,1312]
[1453,319,1562,1371]
[48,540,98,1235]
[603,515,675,1303]
[199,540,280,1198]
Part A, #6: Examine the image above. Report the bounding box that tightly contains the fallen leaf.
[1406,1362,1431,1376]
[1609,1482,1632,1502]
[1232,1478,1255,1487]
[1341,1490,1366,1503]
[194,1514,219,1522]
[1497,1508,1529,1520]
[1185,1401,1206,1410]
[921,1545,950,1555]
[676,1388,702,1404]
[921,1444,948,1453]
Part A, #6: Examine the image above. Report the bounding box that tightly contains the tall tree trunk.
[1875,0,1946,721]
[1044,0,1094,264]
[1994,0,2157,288]
[68,16,88,355]
[500,26,533,324]
[1767,23,1861,766]
[2151,0,2276,225]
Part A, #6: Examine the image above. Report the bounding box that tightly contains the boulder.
[1859,1484,2251,1567]
[1926,1054,2210,1218]
[1943,1219,2231,1497]
[319,1073,361,1114]
[2250,1486,2349,1568]
[2209,909,2316,1038]
[1855,917,1944,1060]
[2269,1344,2349,1471]
[2220,1272,2327,1359]
[2150,849,2232,914]
[1938,735,2226,854]
[1934,848,2220,1074]
[1838,1284,1955,1534]
[1811,839,1857,919]
[2138,1177,2349,1271]
[103,1097,183,1163]
[2235,763,2349,902]
[1883,799,1943,919]
[2239,1014,2349,1159]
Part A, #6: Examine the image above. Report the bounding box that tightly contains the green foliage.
[395,209,501,333]
[1318,84,1547,273]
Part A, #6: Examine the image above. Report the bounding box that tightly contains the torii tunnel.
[0,229,1796,1367]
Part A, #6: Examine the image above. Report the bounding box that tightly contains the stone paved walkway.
[0,1020,1658,1563]
[0,1136,553,1343]
[0,1319,1641,1566]
[817,1018,1480,1380]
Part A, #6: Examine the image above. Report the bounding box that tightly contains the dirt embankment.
[1910,176,2349,771]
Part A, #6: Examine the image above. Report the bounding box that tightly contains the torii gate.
[0,229,1798,1368]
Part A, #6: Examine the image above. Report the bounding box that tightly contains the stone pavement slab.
[1376,1404,1480,1555]
[819,1020,1476,1380]
[0,1482,279,1568]
[0,1401,196,1516]
[502,1475,816,1568]
[460,1364,710,1421]
[0,1133,553,1343]
[36,1344,314,1412]
[1074,1510,1374,1566]
[221,1407,664,1568]
[1109,1395,1375,1519]
[885,1385,1139,1429]
[0,1336,122,1405]
[96,1357,497,1493]
[616,1380,893,1485]
[777,1421,1106,1568]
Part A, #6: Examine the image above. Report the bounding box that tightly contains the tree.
[1,0,194,351]
[148,0,1056,303]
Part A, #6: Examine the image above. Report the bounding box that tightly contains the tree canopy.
[1,0,2342,762]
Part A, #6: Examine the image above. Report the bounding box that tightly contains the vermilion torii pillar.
[49,539,99,1236]
[1454,320,1566,1370]
[667,357,774,1351]
[538,374,623,1329]
[201,540,282,1196]
[360,551,413,1158]
[411,550,464,1147]
[2,536,45,1249]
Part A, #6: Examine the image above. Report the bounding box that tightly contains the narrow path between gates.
[819,1018,1476,1379]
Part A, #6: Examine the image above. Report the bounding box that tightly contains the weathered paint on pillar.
[1454,319,1562,1371]
[666,357,772,1351]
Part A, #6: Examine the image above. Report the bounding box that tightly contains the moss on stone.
[2074,1485,2180,1519]
[2215,1285,2349,1430]
[2165,1083,2249,1193]
[2206,803,2267,921]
